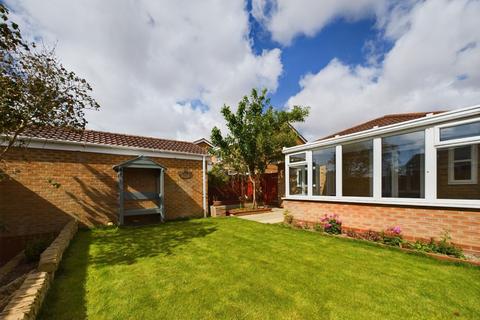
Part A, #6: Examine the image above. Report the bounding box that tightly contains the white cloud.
[251,0,387,45]
[286,0,480,140]
[6,0,283,141]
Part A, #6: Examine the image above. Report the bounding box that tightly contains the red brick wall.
[283,200,480,254]
[0,147,205,238]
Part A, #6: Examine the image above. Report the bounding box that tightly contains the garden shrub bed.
[283,211,479,265]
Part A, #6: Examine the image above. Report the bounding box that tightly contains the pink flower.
[391,226,401,234]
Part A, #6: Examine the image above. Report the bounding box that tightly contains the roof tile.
[20,127,207,155]
[320,111,445,140]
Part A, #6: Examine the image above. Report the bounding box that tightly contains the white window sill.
[282,195,480,209]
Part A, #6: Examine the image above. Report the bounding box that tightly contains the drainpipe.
[202,155,207,218]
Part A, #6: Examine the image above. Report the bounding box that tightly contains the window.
[312,147,336,196]
[439,120,480,142]
[437,143,479,199]
[289,153,306,163]
[382,131,425,198]
[289,165,308,195]
[448,145,477,184]
[342,140,373,197]
[284,111,480,207]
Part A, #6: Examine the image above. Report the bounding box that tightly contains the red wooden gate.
[261,173,278,205]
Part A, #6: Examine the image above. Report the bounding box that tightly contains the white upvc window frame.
[311,146,337,197]
[434,117,480,148]
[288,151,307,164]
[434,117,480,186]
[341,138,375,198]
[285,151,309,197]
[283,110,480,209]
[379,129,427,200]
[447,145,478,185]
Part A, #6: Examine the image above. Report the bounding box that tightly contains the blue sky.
[6,0,480,141]
[248,10,386,108]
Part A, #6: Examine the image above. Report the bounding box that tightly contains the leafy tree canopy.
[0,4,99,159]
[211,88,309,206]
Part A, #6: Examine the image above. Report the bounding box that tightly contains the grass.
[39,218,480,319]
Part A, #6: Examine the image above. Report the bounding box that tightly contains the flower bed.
[0,220,78,319]
[283,213,479,265]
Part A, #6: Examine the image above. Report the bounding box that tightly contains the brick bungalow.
[0,127,208,262]
[282,105,480,254]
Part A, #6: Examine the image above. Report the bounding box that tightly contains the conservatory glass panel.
[382,131,425,198]
[342,140,373,197]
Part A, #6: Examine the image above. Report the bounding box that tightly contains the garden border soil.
[0,220,78,320]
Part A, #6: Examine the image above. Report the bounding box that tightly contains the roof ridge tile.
[19,126,207,155]
[319,111,446,140]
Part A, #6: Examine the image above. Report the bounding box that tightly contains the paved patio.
[237,208,284,224]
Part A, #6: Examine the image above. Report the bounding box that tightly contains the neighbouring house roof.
[193,138,213,147]
[18,126,207,155]
[320,111,446,140]
[289,123,308,144]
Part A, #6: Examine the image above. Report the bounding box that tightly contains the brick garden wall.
[283,200,480,254]
[0,147,205,239]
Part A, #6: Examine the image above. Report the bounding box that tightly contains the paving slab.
[237,209,284,224]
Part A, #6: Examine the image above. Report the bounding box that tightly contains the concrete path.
[237,208,284,224]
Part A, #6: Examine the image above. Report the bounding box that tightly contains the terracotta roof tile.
[320,111,446,140]
[20,127,207,155]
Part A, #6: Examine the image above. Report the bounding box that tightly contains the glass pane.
[382,131,425,198]
[454,146,471,161]
[454,162,471,180]
[312,147,336,196]
[289,153,306,163]
[289,165,308,195]
[342,140,373,197]
[439,120,480,141]
[437,144,479,199]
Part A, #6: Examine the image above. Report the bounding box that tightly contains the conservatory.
[282,105,480,253]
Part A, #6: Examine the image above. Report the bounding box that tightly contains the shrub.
[405,234,464,259]
[431,232,464,258]
[313,223,324,232]
[345,229,358,238]
[361,230,382,242]
[321,214,342,235]
[25,237,53,262]
[406,240,434,252]
[381,226,403,247]
[299,222,311,230]
[283,210,294,225]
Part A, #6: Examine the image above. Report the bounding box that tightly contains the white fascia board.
[283,195,480,209]
[283,104,480,154]
[193,138,213,147]
[4,136,207,161]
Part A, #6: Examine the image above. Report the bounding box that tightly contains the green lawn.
[39,218,480,319]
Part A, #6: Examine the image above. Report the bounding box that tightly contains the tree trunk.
[249,174,257,208]
[0,123,26,161]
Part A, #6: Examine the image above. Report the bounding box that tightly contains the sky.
[4,0,480,141]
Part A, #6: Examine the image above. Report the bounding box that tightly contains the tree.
[211,88,309,207]
[0,4,99,160]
